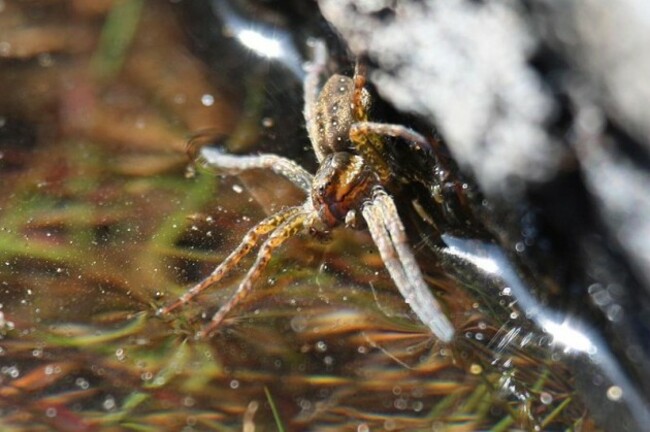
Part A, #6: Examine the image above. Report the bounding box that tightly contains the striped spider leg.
[361,188,454,341]
[158,149,319,338]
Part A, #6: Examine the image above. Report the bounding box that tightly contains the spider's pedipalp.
[198,209,312,338]
[159,206,302,316]
[199,147,314,193]
[352,63,371,122]
[362,189,455,342]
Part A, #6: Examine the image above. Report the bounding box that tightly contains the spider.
[159,42,455,342]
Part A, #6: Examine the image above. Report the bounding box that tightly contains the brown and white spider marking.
[160,42,455,342]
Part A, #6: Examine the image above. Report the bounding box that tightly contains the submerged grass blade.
[490,414,515,432]
[145,339,191,389]
[264,386,285,432]
[91,0,145,81]
[43,312,148,347]
[0,231,81,263]
[540,396,572,429]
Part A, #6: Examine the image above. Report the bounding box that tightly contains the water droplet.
[103,396,116,411]
[315,341,327,352]
[290,316,307,332]
[606,385,623,401]
[76,378,90,389]
[607,304,623,322]
[394,398,408,410]
[201,94,215,106]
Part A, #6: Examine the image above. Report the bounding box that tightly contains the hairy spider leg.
[374,190,454,341]
[198,209,312,338]
[199,147,313,193]
[304,39,329,163]
[348,121,438,185]
[159,206,302,316]
[361,189,454,342]
[350,122,433,155]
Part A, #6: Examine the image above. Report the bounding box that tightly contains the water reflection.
[211,0,304,78]
[440,234,650,430]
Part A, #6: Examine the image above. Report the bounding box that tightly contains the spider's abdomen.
[309,74,356,155]
[312,152,376,227]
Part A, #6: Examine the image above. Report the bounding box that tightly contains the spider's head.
[311,152,376,228]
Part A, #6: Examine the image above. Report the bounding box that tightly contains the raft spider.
[160,42,455,342]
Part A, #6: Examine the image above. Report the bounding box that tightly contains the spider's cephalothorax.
[160,42,455,342]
